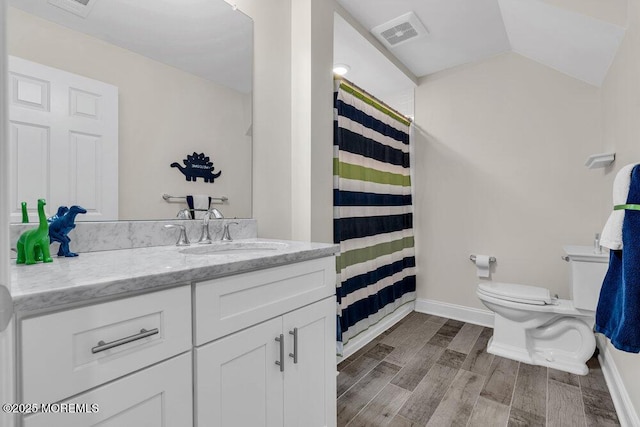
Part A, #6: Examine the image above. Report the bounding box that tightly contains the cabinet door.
[23,352,192,427]
[283,297,337,427]
[196,317,284,427]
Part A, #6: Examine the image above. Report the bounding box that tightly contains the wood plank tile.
[511,363,547,419]
[337,361,403,427]
[435,323,462,339]
[345,333,388,365]
[468,396,510,427]
[427,332,454,348]
[384,320,441,366]
[364,343,395,361]
[436,349,467,370]
[381,313,429,347]
[338,356,380,397]
[461,327,494,375]
[424,314,449,326]
[547,379,585,427]
[507,407,545,427]
[397,363,458,425]
[387,414,419,427]
[391,343,445,391]
[447,323,484,354]
[579,357,609,393]
[549,368,579,387]
[582,387,620,426]
[445,319,465,328]
[425,369,485,426]
[346,384,412,427]
[479,356,519,405]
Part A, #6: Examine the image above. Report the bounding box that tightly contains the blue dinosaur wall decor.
[171,152,222,183]
[49,205,87,257]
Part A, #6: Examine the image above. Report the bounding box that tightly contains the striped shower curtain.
[334,80,416,354]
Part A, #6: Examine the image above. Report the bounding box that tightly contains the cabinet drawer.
[21,286,191,404]
[195,257,335,345]
[23,352,192,427]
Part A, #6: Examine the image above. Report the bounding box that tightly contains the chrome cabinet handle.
[275,334,284,372]
[91,328,159,354]
[289,328,298,364]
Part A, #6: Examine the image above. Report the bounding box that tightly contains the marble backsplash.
[10,219,257,258]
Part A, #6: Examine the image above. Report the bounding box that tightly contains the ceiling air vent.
[48,0,97,18]
[371,12,428,49]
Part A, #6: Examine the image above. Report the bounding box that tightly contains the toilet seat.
[477,282,558,305]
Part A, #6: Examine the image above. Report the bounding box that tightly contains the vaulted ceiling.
[336,0,626,95]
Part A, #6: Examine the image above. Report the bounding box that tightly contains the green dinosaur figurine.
[21,202,28,223]
[16,199,53,265]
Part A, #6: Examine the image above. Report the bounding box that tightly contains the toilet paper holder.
[470,254,496,263]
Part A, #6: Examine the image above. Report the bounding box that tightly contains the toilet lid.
[478,282,557,305]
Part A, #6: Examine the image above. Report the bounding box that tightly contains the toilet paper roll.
[475,255,491,278]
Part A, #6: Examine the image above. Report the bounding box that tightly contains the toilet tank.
[563,245,609,312]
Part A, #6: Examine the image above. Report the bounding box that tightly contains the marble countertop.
[11,239,339,313]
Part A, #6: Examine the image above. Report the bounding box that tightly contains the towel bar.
[162,194,228,203]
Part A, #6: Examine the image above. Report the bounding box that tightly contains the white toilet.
[477,246,608,375]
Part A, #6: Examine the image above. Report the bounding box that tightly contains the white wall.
[290,0,334,243]
[233,0,334,242]
[413,52,604,310]
[8,7,252,220]
[600,0,640,418]
[230,0,292,239]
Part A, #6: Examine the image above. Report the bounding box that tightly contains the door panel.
[8,56,118,221]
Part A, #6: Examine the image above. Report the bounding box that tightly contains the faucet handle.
[164,224,190,246]
[221,222,239,241]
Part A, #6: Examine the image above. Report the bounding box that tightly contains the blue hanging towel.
[595,164,640,353]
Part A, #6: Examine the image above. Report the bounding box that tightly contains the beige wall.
[233,0,334,242]
[600,0,640,417]
[413,52,604,310]
[8,7,252,220]
[231,0,293,239]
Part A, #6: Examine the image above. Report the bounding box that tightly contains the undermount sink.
[179,241,289,256]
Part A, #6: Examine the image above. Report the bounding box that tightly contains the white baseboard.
[337,301,414,362]
[596,335,640,427]
[415,298,494,327]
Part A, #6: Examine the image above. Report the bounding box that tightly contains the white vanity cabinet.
[194,257,337,427]
[19,285,193,426]
[15,251,338,427]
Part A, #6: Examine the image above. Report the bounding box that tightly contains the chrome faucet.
[176,208,191,220]
[197,208,224,244]
[164,224,190,246]
[221,222,239,242]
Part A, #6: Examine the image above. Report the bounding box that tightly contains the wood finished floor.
[337,311,621,427]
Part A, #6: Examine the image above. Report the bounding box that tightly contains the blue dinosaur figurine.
[49,205,87,257]
[47,206,69,224]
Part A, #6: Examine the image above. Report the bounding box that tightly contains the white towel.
[187,194,211,220]
[601,163,638,250]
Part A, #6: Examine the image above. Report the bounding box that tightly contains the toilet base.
[486,315,596,376]
[486,336,590,375]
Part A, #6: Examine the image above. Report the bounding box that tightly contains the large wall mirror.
[6,0,253,222]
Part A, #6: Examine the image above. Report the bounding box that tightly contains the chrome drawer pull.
[289,328,298,364]
[275,334,284,372]
[91,328,159,354]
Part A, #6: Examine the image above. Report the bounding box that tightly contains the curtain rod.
[334,76,412,125]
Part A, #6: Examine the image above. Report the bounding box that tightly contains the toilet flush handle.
[561,255,570,262]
